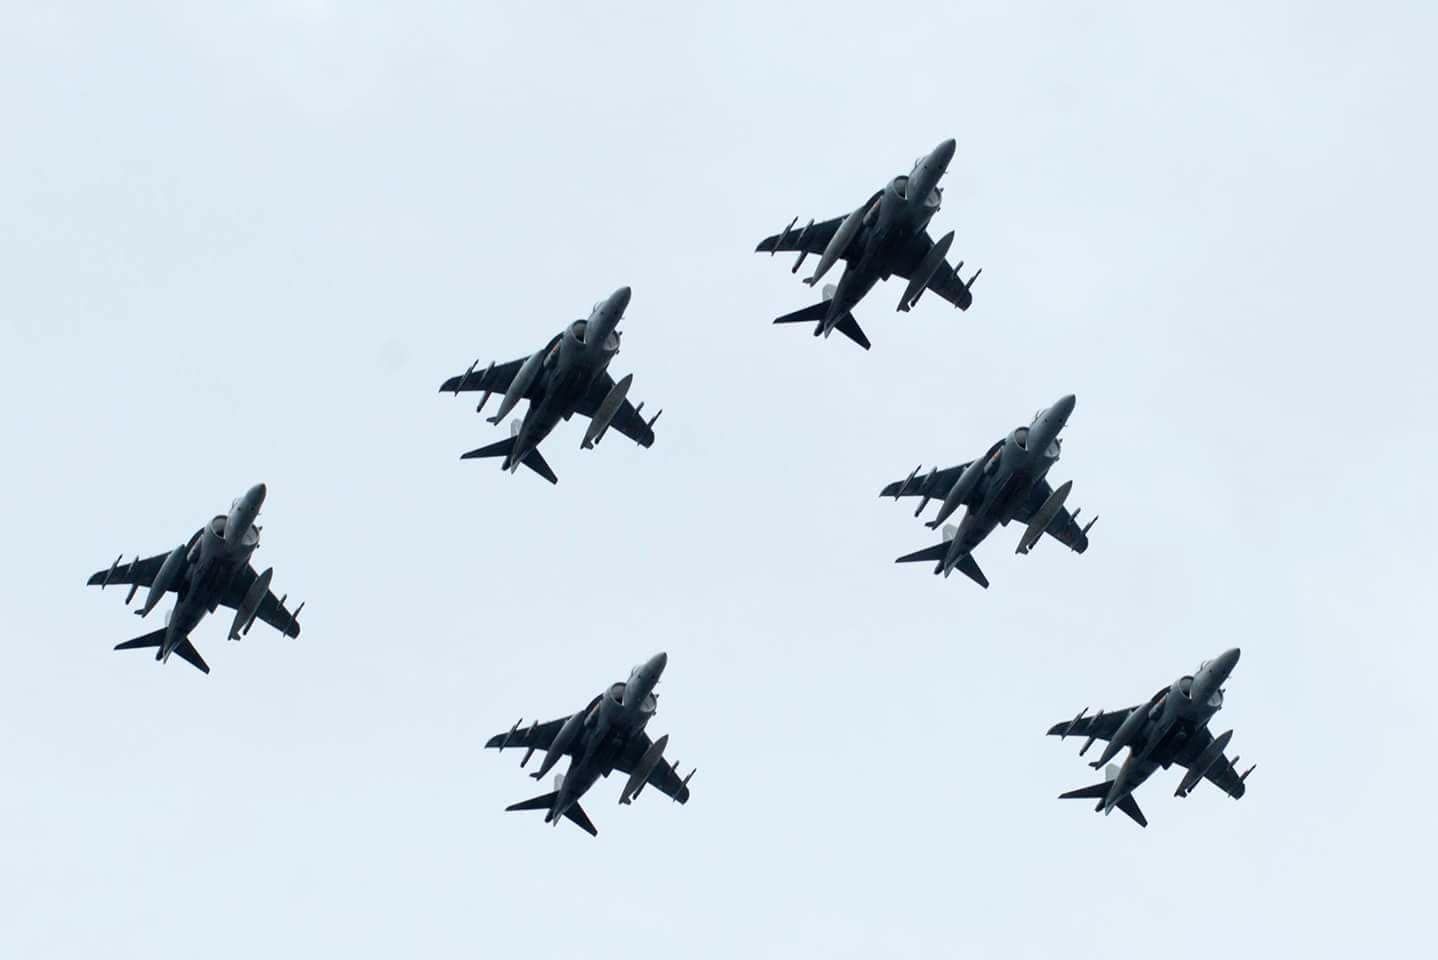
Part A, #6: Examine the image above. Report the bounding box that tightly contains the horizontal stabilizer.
[171,637,210,675]
[1115,794,1148,828]
[461,436,516,461]
[831,312,871,350]
[954,553,989,589]
[522,448,559,485]
[114,629,166,651]
[895,542,948,565]
[562,802,598,837]
[1058,782,1110,801]
[1057,781,1147,827]
[505,791,558,813]
[772,300,828,326]
[460,436,559,484]
[503,792,597,836]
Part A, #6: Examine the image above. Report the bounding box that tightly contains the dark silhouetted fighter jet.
[1048,648,1256,827]
[755,138,979,349]
[86,483,303,674]
[485,652,694,836]
[438,286,660,484]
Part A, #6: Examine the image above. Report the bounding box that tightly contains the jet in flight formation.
[880,394,1096,587]
[438,286,661,484]
[78,134,1256,838]
[485,652,694,836]
[86,483,303,674]
[755,138,980,349]
[1047,648,1255,826]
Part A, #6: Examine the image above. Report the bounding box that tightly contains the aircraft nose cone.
[248,483,267,505]
[1052,394,1077,420]
[647,651,668,676]
[1217,647,1241,672]
[611,286,632,312]
[934,138,957,165]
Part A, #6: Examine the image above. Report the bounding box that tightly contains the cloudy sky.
[2,2,1433,957]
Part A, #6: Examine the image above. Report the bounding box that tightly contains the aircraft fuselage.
[157,484,265,662]
[943,395,1075,570]
[547,652,665,824]
[825,139,954,329]
[506,288,628,470]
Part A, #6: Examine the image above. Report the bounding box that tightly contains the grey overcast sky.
[2,2,1434,957]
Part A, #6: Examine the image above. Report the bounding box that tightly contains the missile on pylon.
[1079,709,1104,756]
[790,219,815,273]
[771,217,797,255]
[519,720,540,767]
[101,554,122,589]
[124,556,141,605]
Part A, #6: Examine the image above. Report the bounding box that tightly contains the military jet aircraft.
[485,652,694,837]
[754,138,980,350]
[438,286,661,484]
[1047,648,1255,827]
[85,483,303,674]
[879,394,1095,587]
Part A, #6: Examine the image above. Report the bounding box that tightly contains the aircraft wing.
[894,231,975,310]
[879,462,967,502]
[1045,707,1136,744]
[614,732,692,804]
[438,334,563,397]
[483,697,606,759]
[1174,727,1248,799]
[483,716,568,754]
[86,552,170,590]
[220,566,303,638]
[1008,480,1091,553]
[574,373,656,448]
[879,441,1005,509]
[756,216,842,256]
[755,193,883,260]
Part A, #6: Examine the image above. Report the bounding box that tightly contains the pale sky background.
[2,2,1434,957]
